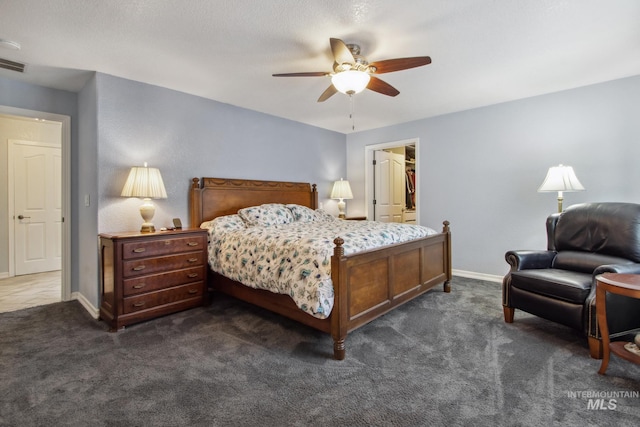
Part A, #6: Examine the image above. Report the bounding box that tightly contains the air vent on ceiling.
[0,57,26,73]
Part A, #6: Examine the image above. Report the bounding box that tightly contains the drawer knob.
[188,289,198,295]
[133,302,146,307]
[187,258,198,263]
[187,242,198,247]
[133,247,146,253]
[187,273,198,278]
[133,283,146,289]
[132,265,146,271]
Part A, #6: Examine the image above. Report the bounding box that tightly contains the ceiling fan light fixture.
[0,38,21,50]
[331,70,370,95]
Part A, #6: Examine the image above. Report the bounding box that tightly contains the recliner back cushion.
[553,202,640,262]
[552,251,634,274]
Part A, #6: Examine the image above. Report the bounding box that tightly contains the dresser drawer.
[122,252,205,278]
[123,267,205,296]
[122,235,207,260]
[122,282,203,314]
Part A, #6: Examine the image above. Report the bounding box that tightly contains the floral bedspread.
[203,208,437,319]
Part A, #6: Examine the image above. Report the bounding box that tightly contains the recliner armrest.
[586,262,640,340]
[505,250,556,271]
[593,263,640,276]
[586,262,640,307]
[586,262,640,304]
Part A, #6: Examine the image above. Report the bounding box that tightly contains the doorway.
[365,138,420,224]
[373,149,405,222]
[0,107,71,304]
[9,140,62,275]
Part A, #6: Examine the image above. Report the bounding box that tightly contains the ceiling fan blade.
[317,85,338,102]
[272,72,329,77]
[330,38,355,65]
[369,56,432,74]
[367,76,400,97]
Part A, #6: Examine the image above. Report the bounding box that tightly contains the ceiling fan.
[273,38,432,102]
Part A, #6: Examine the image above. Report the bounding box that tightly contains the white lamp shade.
[331,178,353,200]
[121,163,167,233]
[331,70,371,95]
[121,164,167,199]
[537,164,585,193]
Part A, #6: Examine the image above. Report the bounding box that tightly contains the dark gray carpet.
[1,277,639,426]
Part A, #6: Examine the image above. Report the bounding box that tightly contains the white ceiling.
[1,0,639,134]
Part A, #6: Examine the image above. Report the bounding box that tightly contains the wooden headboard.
[189,177,319,227]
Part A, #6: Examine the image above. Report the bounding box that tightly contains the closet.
[374,144,416,224]
[404,144,416,224]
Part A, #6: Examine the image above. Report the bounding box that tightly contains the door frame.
[365,138,420,224]
[1,106,71,301]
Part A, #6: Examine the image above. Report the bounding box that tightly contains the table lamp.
[121,162,167,232]
[537,164,585,212]
[331,178,353,219]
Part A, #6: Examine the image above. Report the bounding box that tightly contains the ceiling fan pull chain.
[350,94,356,131]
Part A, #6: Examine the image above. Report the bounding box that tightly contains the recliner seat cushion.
[510,269,591,304]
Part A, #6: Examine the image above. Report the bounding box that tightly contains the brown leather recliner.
[502,202,640,358]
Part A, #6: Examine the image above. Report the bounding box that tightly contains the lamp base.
[140,223,156,233]
[337,199,346,219]
[557,193,564,213]
[139,198,157,233]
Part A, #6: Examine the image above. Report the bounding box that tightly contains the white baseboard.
[453,269,503,283]
[72,291,100,319]
[0,272,9,279]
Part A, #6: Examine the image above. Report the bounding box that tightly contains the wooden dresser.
[99,228,208,331]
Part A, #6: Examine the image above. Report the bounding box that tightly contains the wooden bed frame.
[190,177,452,360]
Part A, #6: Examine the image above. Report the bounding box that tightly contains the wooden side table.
[595,273,640,374]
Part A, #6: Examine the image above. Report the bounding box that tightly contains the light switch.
[84,194,90,207]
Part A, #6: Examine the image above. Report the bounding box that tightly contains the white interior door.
[374,150,405,223]
[11,141,62,275]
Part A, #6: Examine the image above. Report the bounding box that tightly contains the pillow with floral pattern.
[201,214,246,247]
[287,204,317,223]
[238,203,294,227]
[314,209,337,222]
[208,214,247,232]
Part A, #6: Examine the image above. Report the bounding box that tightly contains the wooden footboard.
[190,177,452,360]
[331,222,451,359]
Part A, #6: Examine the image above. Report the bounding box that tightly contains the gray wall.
[77,74,99,304]
[94,73,346,235]
[347,75,640,279]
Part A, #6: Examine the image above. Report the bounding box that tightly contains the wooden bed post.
[442,220,452,293]
[331,237,348,360]
[311,184,318,209]
[190,177,203,228]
